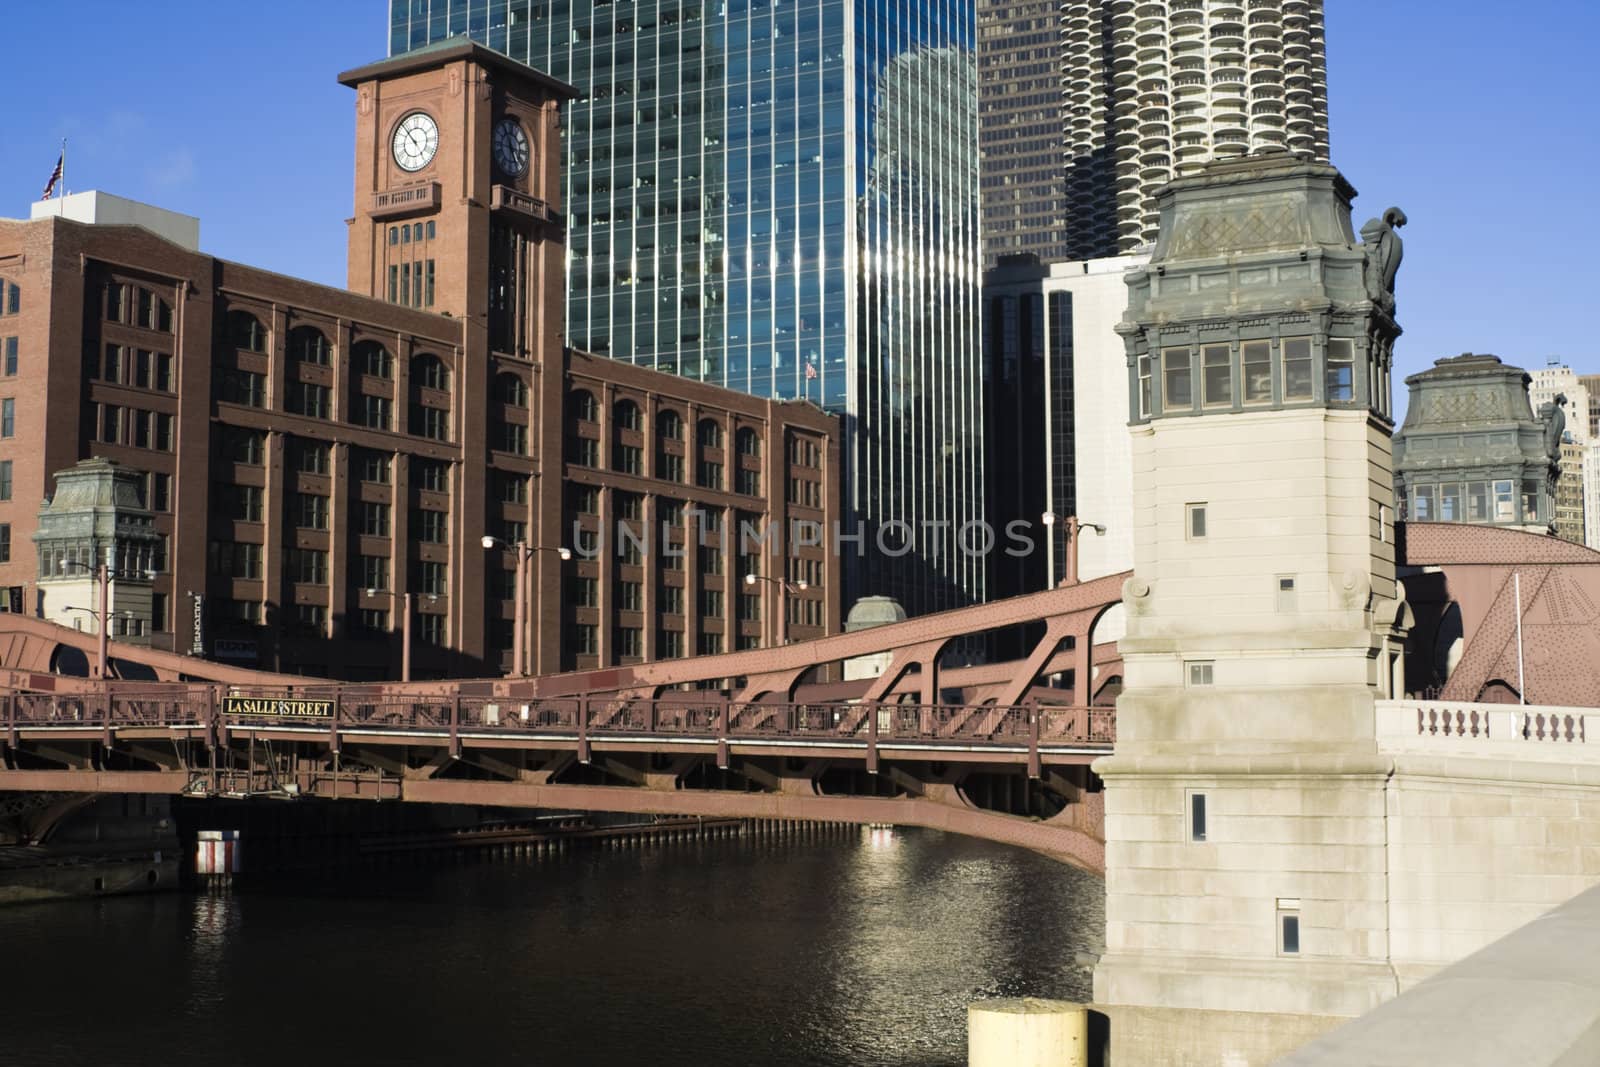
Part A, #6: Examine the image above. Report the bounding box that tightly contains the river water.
[0,827,1103,1067]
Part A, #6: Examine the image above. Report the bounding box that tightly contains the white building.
[1528,361,1590,445]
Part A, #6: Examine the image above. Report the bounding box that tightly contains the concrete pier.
[968,999,1087,1067]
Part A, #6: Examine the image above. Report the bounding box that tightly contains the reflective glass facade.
[390,0,986,613]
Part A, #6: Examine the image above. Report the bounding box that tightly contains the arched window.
[697,418,723,449]
[570,390,598,422]
[615,399,642,431]
[354,340,392,379]
[696,418,724,490]
[498,373,529,407]
[288,326,332,366]
[736,427,760,457]
[227,310,267,353]
[658,409,683,440]
[411,353,449,392]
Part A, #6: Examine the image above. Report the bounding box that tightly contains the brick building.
[0,40,839,680]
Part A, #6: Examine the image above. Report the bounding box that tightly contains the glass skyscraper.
[389,0,986,615]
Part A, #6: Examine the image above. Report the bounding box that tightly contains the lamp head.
[481,535,498,550]
[744,573,758,586]
[796,580,809,591]
[558,547,573,561]
[1040,511,1056,527]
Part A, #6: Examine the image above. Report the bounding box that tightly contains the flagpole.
[60,138,66,199]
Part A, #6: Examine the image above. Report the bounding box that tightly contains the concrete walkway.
[1277,882,1600,1066]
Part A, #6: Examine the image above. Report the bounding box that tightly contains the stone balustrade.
[1376,698,1600,762]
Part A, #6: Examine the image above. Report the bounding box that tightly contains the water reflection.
[0,828,1102,1067]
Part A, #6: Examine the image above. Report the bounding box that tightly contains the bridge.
[0,572,1130,872]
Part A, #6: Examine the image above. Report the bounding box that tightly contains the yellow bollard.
[968,999,1087,1067]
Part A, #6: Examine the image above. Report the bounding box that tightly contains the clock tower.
[338,40,574,351]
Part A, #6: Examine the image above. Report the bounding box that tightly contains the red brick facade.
[0,41,838,679]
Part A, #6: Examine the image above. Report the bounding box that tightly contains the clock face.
[493,118,531,177]
[392,112,440,173]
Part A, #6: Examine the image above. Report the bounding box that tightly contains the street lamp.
[61,606,137,679]
[743,572,809,646]
[1041,513,1106,588]
[59,552,116,680]
[481,537,572,675]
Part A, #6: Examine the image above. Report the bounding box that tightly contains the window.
[574,623,598,655]
[1162,347,1192,411]
[295,441,331,475]
[361,502,391,537]
[359,555,389,591]
[697,632,723,655]
[498,373,528,407]
[697,418,723,448]
[416,459,449,493]
[1440,483,1460,522]
[615,400,643,432]
[739,592,761,622]
[360,394,392,430]
[1326,338,1355,402]
[1187,661,1214,687]
[4,281,18,316]
[223,427,265,465]
[412,405,449,441]
[495,421,528,455]
[1277,901,1301,956]
[154,352,173,392]
[360,608,390,633]
[1276,576,1297,614]
[412,354,450,392]
[1186,503,1207,540]
[1202,344,1232,407]
[294,604,327,632]
[660,629,683,658]
[288,327,332,366]
[359,451,391,483]
[661,585,684,614]
[149,472,171,512]
[104,344,124,383]
[216,369,266,407]
[228,311,267,353]
[497,471,527,504]
[225,599,262,624]
[1281,337,1313,401]
[619,580,642,611]
[616,441,642,474]
[357,342,393,379]
[151,592,167,632]
[0,460,10,501]
[3,336,15,376]
[288,381,331,419]
[697,460,723,490]
[105,283,124,322]
[417,561,448,596]
[419,613,446,646]
[1137,354,1153,417]
[0,524,8,563]
[1494,479,1514,523]
[617,626,642,658]
[570,390,598,422]
[700,589,724,618]
[208,541,262,579]
[1465,482,1487,522]
[288,548,328,584]
[735,467,759,496]
[658,409,683,440]
[1412,484,1435,521]
[295,493,329,530]
[736,428,760,457]
[1,397,13,437]
[415,508,448,543]
[569,575,599,607]
[1189,792,1207,842]
[215,483,263,522]
[659,451,684,483]
[571,435,598,467]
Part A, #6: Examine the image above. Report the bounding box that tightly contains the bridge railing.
[1,685,1117,756]
[1376,699,1600,763]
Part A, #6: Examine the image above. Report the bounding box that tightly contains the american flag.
[804,361,817,381]
[41,152,63,200]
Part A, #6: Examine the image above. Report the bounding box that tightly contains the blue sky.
[5,1,1597,396]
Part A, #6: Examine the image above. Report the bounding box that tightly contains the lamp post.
[743,572,809,646]
[62,606,136,680]
[481,537,572,676]
[59,552,115,680]
[1040,513,1106,588]
[368,589,416,682]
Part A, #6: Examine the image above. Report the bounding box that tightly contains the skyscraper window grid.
[389,0,987,613]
